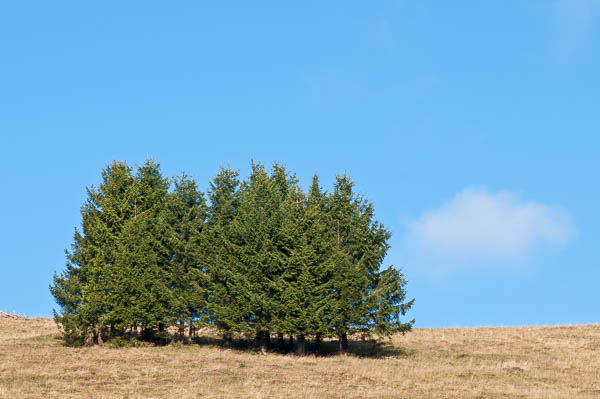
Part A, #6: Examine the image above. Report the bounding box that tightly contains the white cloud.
[403,188,573,273]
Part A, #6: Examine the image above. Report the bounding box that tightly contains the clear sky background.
[1,1,598,327]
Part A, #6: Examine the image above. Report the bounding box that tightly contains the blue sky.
[1,1,598,326]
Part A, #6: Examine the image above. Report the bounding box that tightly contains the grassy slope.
[1,318,599,398]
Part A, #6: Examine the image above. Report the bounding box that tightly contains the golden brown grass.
[1,318,599,398]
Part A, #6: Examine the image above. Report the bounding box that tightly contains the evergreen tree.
[353,204,415,338]
[267,163,300,350]
[327,174,364,350]
[105,159,173,337]
[166,172,209,336]
[368,267,415,336]
[205,166,247,339]
[51,159,414,349]
[326,174,414,350]
[231,162,285,353]
[276,184,306,353]
[278,175,333,355]
[51,161,136,344]
[110,211,171,338]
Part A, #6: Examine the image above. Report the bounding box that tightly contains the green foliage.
[51,161,137,343]
[205,166,246,336]
[277,175,333,340]
[50,159,414,350]
[166,173,209,328]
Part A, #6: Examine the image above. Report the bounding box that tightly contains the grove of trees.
[50,159,414,355]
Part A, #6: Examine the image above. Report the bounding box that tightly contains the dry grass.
[1,318,599,398]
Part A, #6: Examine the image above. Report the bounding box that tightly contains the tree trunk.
[257,331,267,355]
[265,331,271,348]
[277,332,285,351]
[141,326,152,340]
[85,327,94,346]
[158,323,165,333]
[296,334,305,356]
[339,332,349,353]
[96,327,104,346]
[288,335,294,350]
[223,329,233,344]
[315,333,322,355]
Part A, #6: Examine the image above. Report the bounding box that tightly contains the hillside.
[0,317,599,398]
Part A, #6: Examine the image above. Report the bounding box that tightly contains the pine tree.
[166,172,209,337]
[304,175,336,353]
[105,159,173,338]
[368,267,415,336]
[51,161,137,344]
[231,162,284,353]
[278,175,334,355]
[352,204,415,338]
[52,159,414,349]
[326,174,414,351]
[206,166,247,340]
[267,163,300,351]
[327,174,364,351]
[276,184,307,353]
[111,212,171,338]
